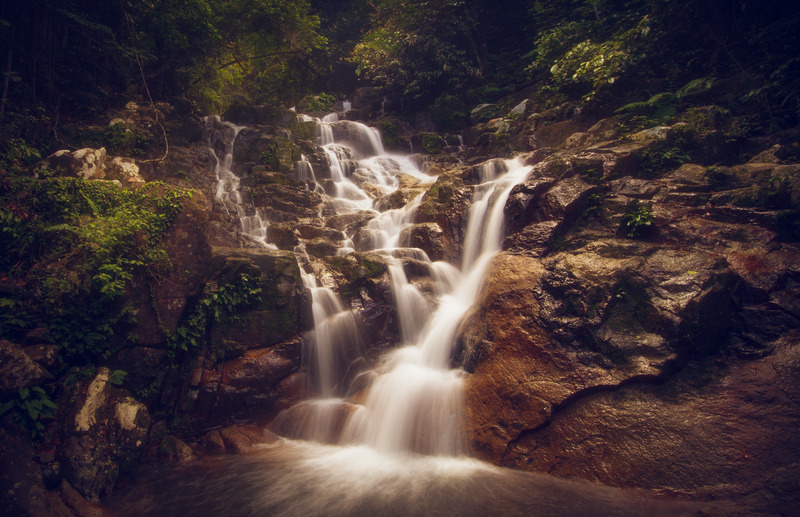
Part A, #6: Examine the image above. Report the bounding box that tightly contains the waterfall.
[207,111,530,456]
[206,116,277,249]
[269,111,532,457]
[113,111,707,517]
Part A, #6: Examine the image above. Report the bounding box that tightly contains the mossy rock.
[207,248,307,348]
[323,252,387,296]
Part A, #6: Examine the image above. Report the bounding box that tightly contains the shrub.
[0,178,195,361]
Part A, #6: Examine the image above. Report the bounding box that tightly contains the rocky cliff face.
[451,113,800,511]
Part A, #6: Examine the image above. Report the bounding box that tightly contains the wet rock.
[217,425,281,453]
[295,223,345,243]
[266,222,300,250]
[268,400,360,444]
[0,340,53,395]
[305,237,338,257]
[415,172,472,263]
[531,120,583,148]
[0,424,75,517]
[501,344,800,511]
[251,182,323,221]
[374,187,426,211]
[461,242,742,464]
[233,127,279,164]
[401,222,446,261]
[158,435,196,462]
[325,211,376,236]
[193,338,302,428]
[503,168,598,248]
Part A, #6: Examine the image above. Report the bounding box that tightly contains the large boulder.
[39,148,107,180]
[59,368,151,501]
[500,344,800,512]
[192,338,303,428]
[127,189,212,345]
[206,247,309,351]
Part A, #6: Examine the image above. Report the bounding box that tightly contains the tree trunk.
[0,48,12,121]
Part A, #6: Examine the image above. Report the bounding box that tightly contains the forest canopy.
[1,0,798,135]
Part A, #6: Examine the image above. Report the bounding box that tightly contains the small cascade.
[295,247,363,398]
[207,116,277,249]
[337,157,531,455]
[294,154,316,183]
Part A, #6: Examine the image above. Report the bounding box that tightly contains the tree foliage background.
[1,0,798,136]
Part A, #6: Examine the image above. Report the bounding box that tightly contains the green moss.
[325,253,387,296]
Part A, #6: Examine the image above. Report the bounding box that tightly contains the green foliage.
[532,15,651,97]
[616,77,716,125]
[349,0,480,100]
[169,272,263,356]
[0,177,194,361]
[621,201,654,238]
[420,133,445,154]
[430,94,469,131]
[108,369,128,386]
[581,192,603,218]
[0,139,42,175]
[379,120,403,151]
[637,144,691,178]
[302,93,337,113]
[259,145,277,167]
[0,386,58,439]
[79,123,152,156]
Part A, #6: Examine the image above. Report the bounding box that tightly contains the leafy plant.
[0,386,58,439]
[169,272,263,357]
[420,133,445,154]
[78,123,151,156]
[108,369,128,386]
[621,202,654,238]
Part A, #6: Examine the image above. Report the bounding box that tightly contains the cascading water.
[207,116,277,248]
[116,110,709,517]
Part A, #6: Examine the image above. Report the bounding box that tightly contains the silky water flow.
[113,112,708,517]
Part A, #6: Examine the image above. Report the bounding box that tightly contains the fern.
[616,77,715,116]
[616,92,675,114]
[676,77,715,99]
